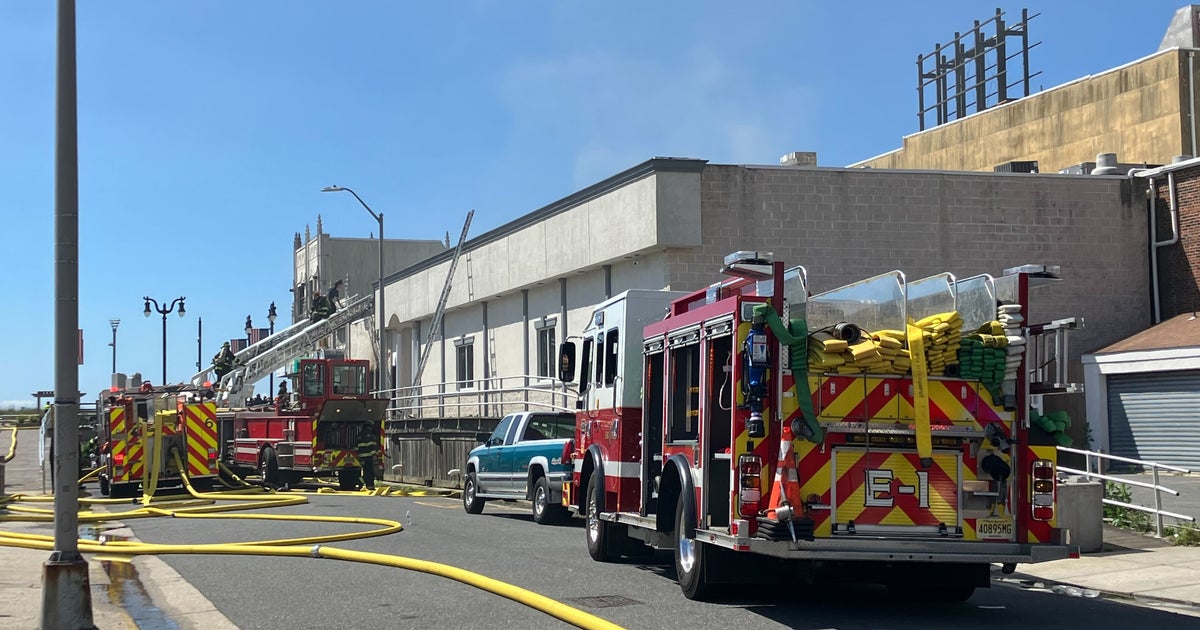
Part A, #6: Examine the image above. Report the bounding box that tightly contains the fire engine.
[97,380,221,499]
[557,251,1081,600]
[219,357,387,490]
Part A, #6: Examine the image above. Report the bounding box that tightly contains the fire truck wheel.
[585,474,616,562]
[532,476,566,525]
[463,471,485,514]
[674,497,719,600]
[338,468,358,491]
[259,447,280,486]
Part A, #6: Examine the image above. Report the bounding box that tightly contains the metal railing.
[384,374,577,420]
[1058,445,1195,537]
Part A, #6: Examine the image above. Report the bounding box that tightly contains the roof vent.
[1092,153,1122,175]
[779,152,817,167]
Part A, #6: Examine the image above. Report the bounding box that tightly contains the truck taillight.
[114,452,124,467]
[562,439,574,465]
[1031,459,1055,521]
[738,454,762,518]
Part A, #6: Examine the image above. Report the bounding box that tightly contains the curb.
[1003,571,1200,612]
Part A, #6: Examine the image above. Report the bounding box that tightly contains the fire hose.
[0,434,623,630]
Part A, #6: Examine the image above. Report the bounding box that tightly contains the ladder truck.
[187,293,387,489]
[557,251,1082,600]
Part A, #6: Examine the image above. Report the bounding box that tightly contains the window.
[524,413,575,441]
[456,338,475,388]
[603,328,620,386]
[536,319,557,379]
[302,362,325,397]
[332,364,366,395]
[578,337,594,394]
[487,415,513,447]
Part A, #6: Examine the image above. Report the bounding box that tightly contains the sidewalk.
[1,427,233,629]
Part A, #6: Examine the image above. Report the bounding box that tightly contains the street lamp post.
[143,296,185,385]
[267,302,277,394]
[322,185,386,394]
[108,318,119,374]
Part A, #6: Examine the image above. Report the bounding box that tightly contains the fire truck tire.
[463,471,485,514]
[532,477,566,525]
[338,468,358,491]
[674,497,720,600]
[585,473,617,562]
[259,447,280,486]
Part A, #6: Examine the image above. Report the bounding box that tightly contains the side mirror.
[558,342,577,382]
[474,432,489,444]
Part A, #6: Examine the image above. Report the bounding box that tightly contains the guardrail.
[384,374,577,420]
[1058,445,1195,537]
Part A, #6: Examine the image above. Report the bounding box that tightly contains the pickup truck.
[462,411,575,524]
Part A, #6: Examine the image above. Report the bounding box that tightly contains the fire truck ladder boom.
[189,293,374,402]
[412,209,473,387]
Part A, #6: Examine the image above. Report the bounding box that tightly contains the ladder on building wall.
[189,293,374,404]
[412,210,474,387]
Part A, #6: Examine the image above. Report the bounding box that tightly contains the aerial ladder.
[189,293,374,404]
[411,210,473,388]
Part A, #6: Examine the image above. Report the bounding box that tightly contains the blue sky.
[0,1,1187,407]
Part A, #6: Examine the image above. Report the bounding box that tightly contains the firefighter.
[310,291,332,323]
[326,280,343,315]
[355,423,379,491]
[212,342,236,382]
[274,380,290,413]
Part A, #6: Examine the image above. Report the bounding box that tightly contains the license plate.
[977,517,1014,540]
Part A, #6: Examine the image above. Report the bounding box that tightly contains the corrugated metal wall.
[1108,370,1200,470]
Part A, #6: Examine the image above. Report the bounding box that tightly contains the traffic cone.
[766,423,802,521]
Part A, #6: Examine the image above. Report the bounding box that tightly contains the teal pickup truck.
[462,411,575,525]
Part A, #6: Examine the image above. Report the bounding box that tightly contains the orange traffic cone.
[766,423,802,521]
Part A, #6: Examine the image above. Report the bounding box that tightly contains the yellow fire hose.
[1,445,623,630]
[1,426,16,463]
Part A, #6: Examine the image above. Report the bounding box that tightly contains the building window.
[455,337,474,388]
[535,317,557,379]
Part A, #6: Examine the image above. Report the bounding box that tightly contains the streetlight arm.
[322,185,381,223]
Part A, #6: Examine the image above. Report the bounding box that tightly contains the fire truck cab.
[559,251,1081,600]
[220,357,387,490]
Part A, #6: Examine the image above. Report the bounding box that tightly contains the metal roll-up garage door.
[1108,370,1200,470]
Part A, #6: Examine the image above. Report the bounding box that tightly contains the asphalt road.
[109,491,1200,630]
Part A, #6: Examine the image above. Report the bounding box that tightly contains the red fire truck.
[98,382,221,499]
[558,251,1081,600]
[219,357,387,490]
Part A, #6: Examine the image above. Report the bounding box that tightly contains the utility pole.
[42,0,94,627]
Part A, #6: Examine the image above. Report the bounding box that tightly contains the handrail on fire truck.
[188,293,375,403]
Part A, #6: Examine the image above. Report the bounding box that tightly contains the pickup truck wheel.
[674,495,720,600]
[585,474,616,561]
[463,471,485,514]
[533,477,566,525]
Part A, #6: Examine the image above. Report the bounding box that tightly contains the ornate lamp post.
[143,296,185,385]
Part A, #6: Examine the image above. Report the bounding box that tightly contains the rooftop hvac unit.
[994,160,1040,174]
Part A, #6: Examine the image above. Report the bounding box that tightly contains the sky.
[0,0,1189,407]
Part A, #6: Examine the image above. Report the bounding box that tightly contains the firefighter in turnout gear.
[212,342,236,382]
[355,423,380,491]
